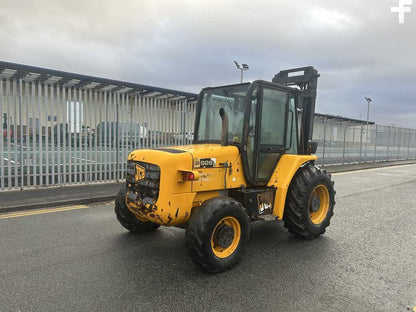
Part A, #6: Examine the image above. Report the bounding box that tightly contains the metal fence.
[313,117,416,165]
[1,78,195,190]
[1,78,416,190]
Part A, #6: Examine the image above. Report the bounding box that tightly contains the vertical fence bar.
[97,90,102,182]
[163,99,167,146]
[150,96,155,148]
[13,80,18,188]
[359,124,363,163]
[116,92,120,181]
[31,82,36,187]
[51,83,56,185]
[38,81,43,186]
[18,79,23,189]
[68,87,73,184]
[110,90,114,180]
[144,95,149,148]
[45,83,50,186]
[103,91,108,181]
[322,118,326,166]
[157,97,161,147]
[154,97,158,148]
[56,84,61,186]
[88,88,93,183]
[75,87,80,183]
[407,128,411,159]
[6,80,11,189]
[387,126,390,160]
[62,86,68,185]
[373,125,377,162]
[93,90,98,182]
[144,96,149,148]
[397,128,401,160]
[132,93,137,150]
[24,80,30,187]
[0,79,4,190]
[23,80,29,187]
[75,87,79,183]
[78,87,82,183]
[342,123,346,165]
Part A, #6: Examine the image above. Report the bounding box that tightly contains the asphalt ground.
[1,164,416,312]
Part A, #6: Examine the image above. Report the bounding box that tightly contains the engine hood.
[157,144,240,168]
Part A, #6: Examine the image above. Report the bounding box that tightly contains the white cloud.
[309,8,359,31]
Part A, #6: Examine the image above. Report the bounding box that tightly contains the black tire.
[115,188,160,233]
[283,163,335,240]
[185,197,250,273]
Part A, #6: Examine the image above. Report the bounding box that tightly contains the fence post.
[397,128,401,160]
[387,126,391,160]
[342,123,347,165]
[322,118,327,166]
[407,128,411,160]
[373,125,377,163]
[182,99,187,142]
[18,78,23,190]
[116,92,119,182]
[329,119,333,164]
[359,124,363,163]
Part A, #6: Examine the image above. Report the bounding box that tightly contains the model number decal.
[194,158,216,168]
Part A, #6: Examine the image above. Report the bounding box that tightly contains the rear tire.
[283,164,335,240]
[185,197,249,273]
[115,188,160,233]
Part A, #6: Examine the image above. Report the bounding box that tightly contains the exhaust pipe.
[219,108,229,146]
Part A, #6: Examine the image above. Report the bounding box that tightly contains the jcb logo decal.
[136,164,146,181]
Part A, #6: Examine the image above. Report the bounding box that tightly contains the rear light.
[178,170,200,182]
[183,171,195,181]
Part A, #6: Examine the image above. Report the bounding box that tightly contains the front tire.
[115,188,160,233]
[185,197,250,273]
[283,164,335,240]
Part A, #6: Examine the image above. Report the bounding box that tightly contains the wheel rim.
[211,216,241,258]
[309,184,330,225]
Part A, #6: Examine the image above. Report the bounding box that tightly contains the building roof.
[0,61,198,101]
[315,113,375,125]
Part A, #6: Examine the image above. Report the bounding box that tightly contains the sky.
[0,0,415,127]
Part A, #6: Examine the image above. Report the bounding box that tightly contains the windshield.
[196,84,249,143]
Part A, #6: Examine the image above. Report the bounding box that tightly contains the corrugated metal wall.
[1,78,415,190]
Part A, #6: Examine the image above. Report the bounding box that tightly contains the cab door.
[244,83,298,185]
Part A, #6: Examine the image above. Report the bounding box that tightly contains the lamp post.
[233,60,249,83]
[364,97,372,146]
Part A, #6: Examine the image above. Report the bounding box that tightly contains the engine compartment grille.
[126,160,160,201]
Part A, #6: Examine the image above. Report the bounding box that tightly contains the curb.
[321,160,416,174]
[1,195,117,214]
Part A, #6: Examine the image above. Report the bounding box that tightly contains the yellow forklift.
[115,66,335,272]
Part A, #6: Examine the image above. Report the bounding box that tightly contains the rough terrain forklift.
[115,66,336,272]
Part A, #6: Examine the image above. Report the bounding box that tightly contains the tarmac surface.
[1,163,416,311]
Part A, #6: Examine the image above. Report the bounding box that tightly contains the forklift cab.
[195,80,300,186]
[194,66,319,187]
